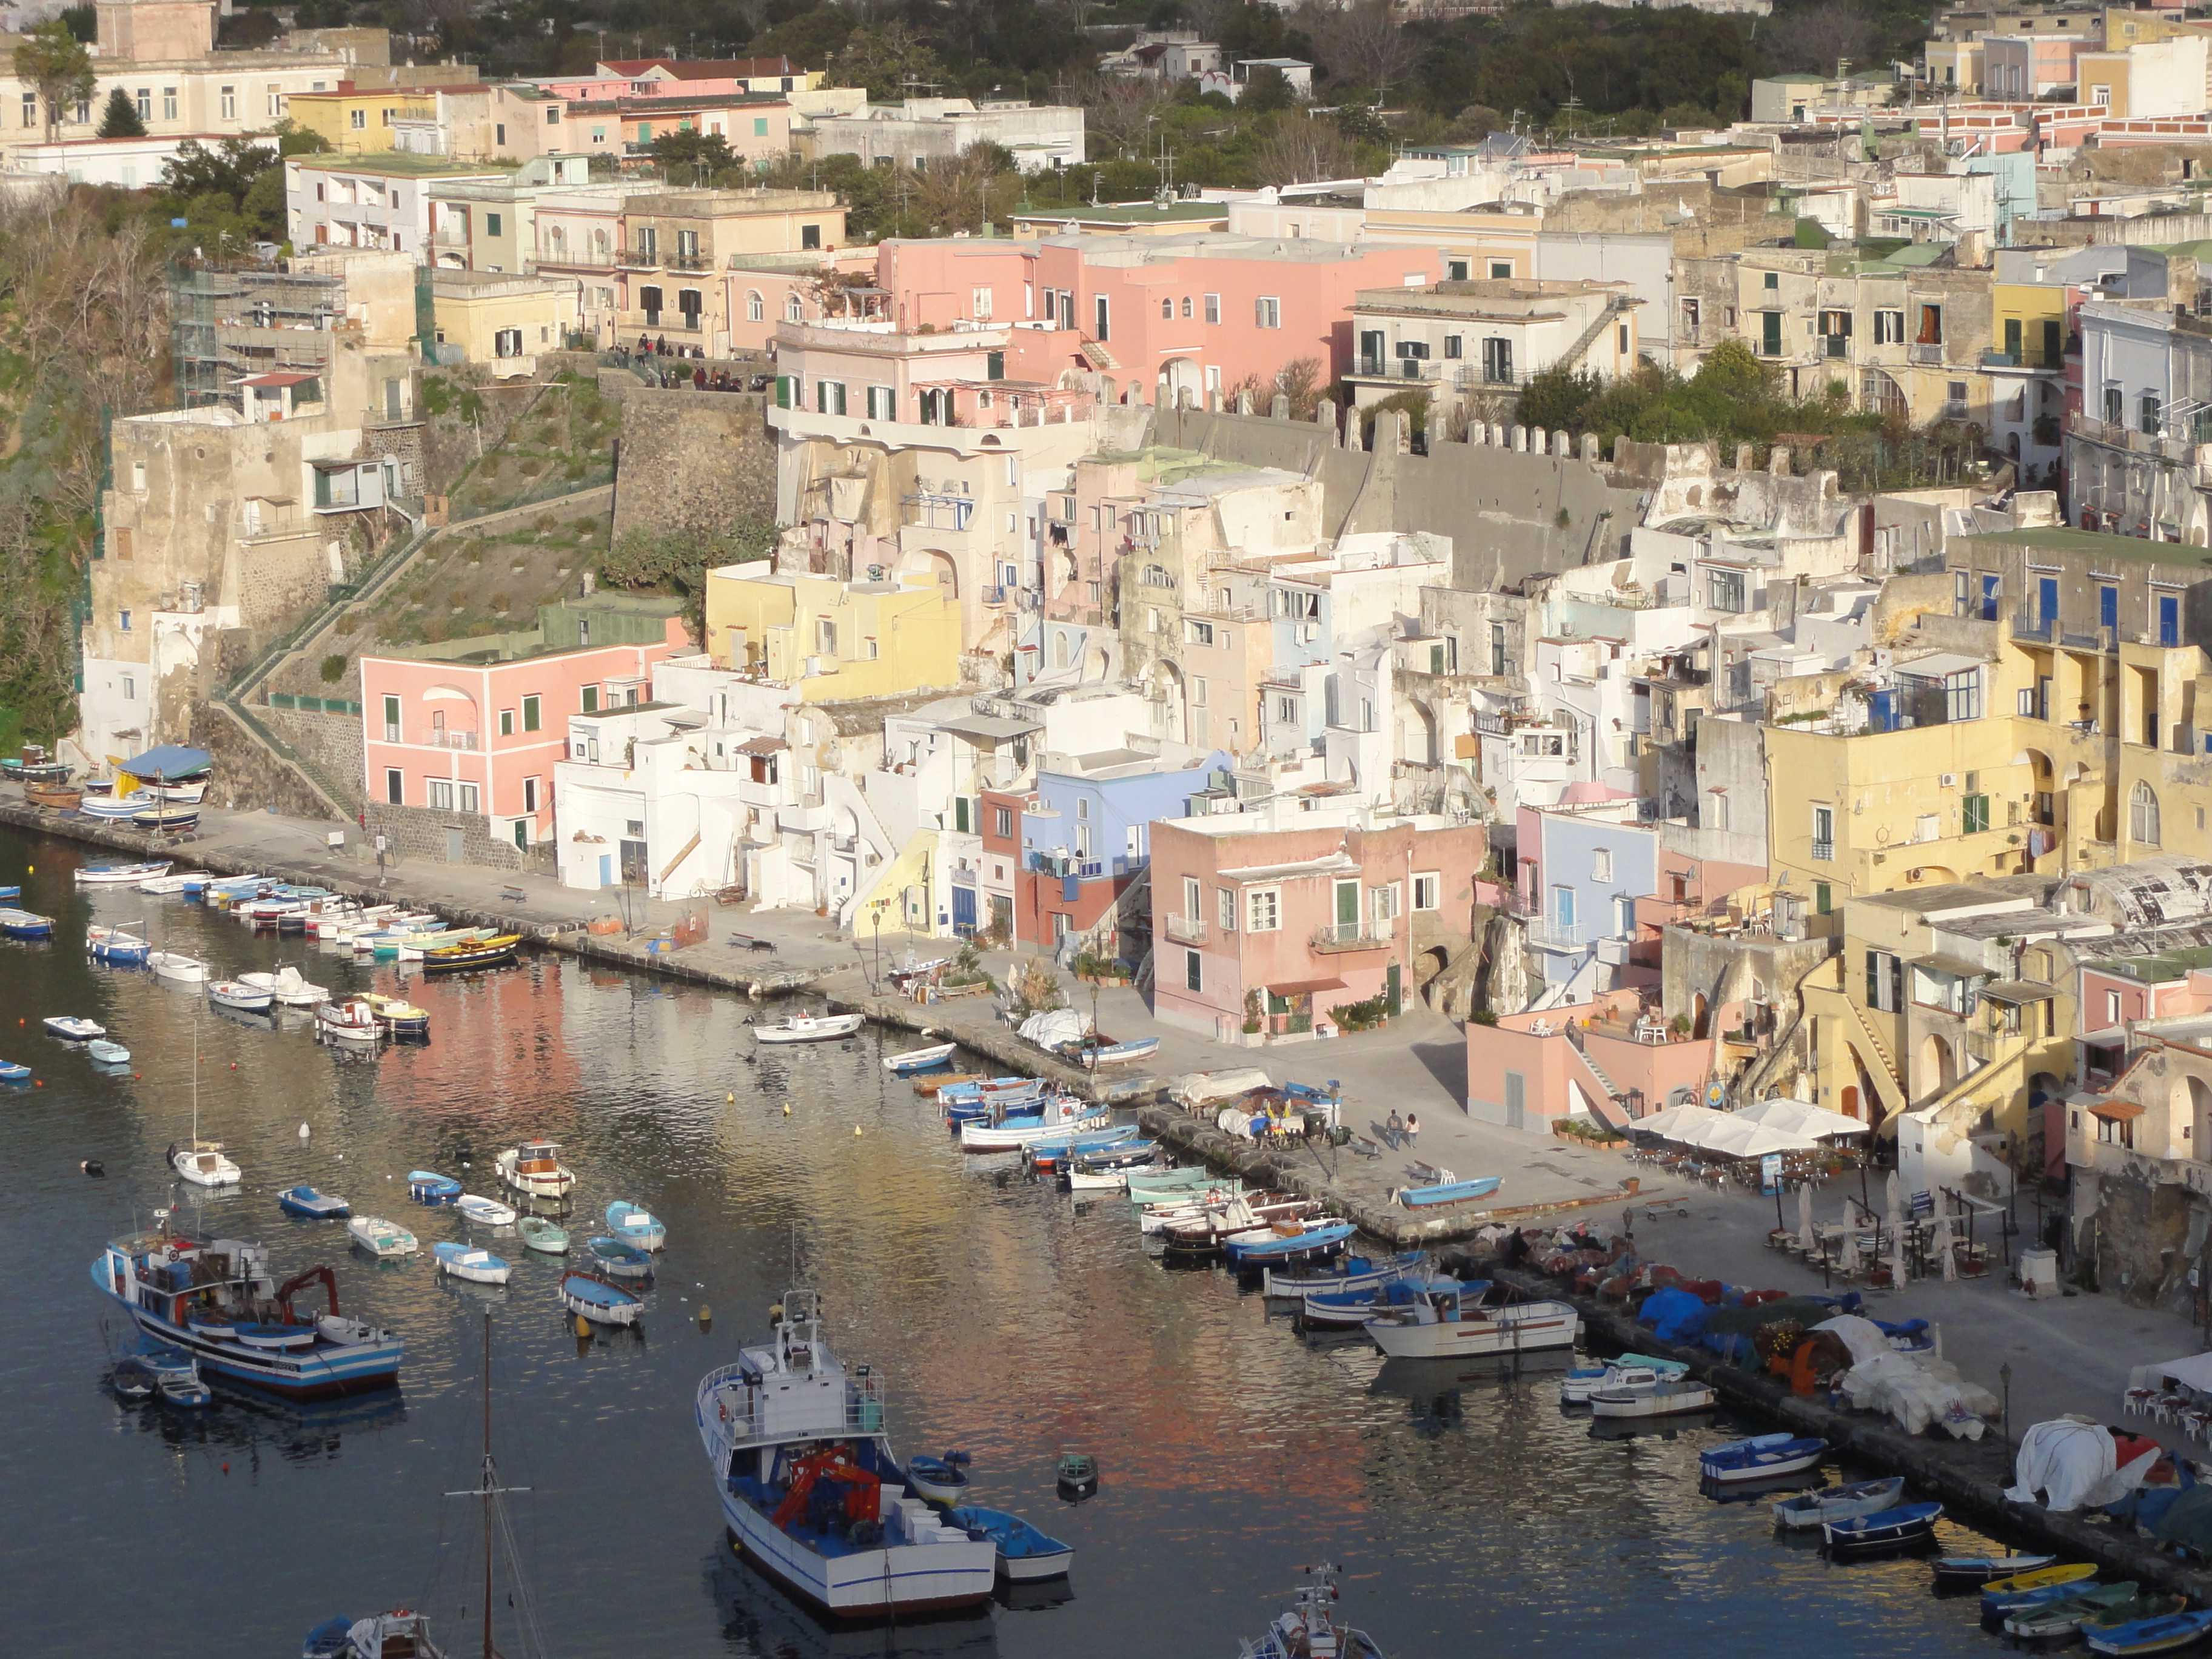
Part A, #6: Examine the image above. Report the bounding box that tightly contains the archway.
[1399,699,1438,766]
[1840,1083,1861,1122]
[1145,658,1187,744]
[1416,945,1451,987]
[1083,640,1112,682]
[1691,992,1709,1041]
[1918,1033,1956,1099]
[898,548,958,597]
[2183,1074,2212,1156]
[1157,358,1202,409]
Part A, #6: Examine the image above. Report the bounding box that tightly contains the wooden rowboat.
[913,1073,985,1097]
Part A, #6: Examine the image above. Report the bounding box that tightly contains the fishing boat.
[905,1450,971,1506]
[407,1171,463,1205]
[2012,1589,2177,1643]
[44,1014,104,1040]
[434,1242,511,1285]
[1982,1563,2100,1620]
[586,1236,654,1279]
[2085,1610,2212,1656]
[420,933,521,974]
[87,922,152,965]
[1026,1125,1144,1173]
[237,965,329,1007]
[1589,1376,1720,1418]
[23,781,81,809]
[1395,1171,1503,1209]
[171,1139,241,1185]
[347,1216,417,1258]
[944,1506,1073,1581]
[315,999,382,1044]
[91,1238,402,1399]
[960,1098,1108,1152]
[561,1271,642,1327]
[0,908,55,939]
[0,1059,28,1081]
[1822,1501,1943,1557]
[361,991,429,1034]
[208,979,275,1013]
[78,796,146,822]
[911,1072,983,1098]
[456,1194,518,1228]
[1064,1155,1162,1191]
[134,806,200,834]
[278,1184,350,1220]
[1157,1195,1323,1248]
[1561,1353,1691,1404]
[1239,1562,1388,1659]
[1700,1433,1828,1485]
[1129,1168,1244,1205]
[883,1042,957,1074]
[149,951,207,985]
[517,1216,569,1254]
[754,1011,864,1044]
[1074,1035,1159,1070]
[1056,1452,1099,1498]
[75,860,170,886]
[1303,1274,1472,1331]
[1934,1552,2060,1588]
[136,872,195,895]
[495,1140,575,1199]
[693,1289,999,1619]
[1222,1219,1358,1267]
[1772,1477,1908,1531]
[606,1200,666,1251]
[1365,1285,1581,1359]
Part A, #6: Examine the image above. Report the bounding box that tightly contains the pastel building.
[1466,989,1710,1133]
[702,562,960,699]
[360,597,689,852]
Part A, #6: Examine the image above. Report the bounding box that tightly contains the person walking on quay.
[1386,1108,1404,1149]
[1404,1112,1419,1150]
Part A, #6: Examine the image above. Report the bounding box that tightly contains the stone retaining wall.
[608,385,774,545]
[363,802,541,873]
[262,707,366,815]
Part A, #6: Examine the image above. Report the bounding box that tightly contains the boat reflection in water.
[708,1547,1002,1659]
[1367,1350,1574,1433]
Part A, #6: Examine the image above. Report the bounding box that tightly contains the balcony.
[419,729,480,751]
[539,249,619,270]
[1909,342,1946,365]
[1526,917,1590,952]
[982,585,1006,605]
[1353,355,1442,382]
[666,250,714,272]
[1163,913,1208,946]
[619,245,663,270]
[1312,917,1395,953]
[901,493,976,534]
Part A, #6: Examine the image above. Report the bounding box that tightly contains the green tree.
[830,23,950,101]
[13,20,93,141]
[159,136,276,204]
[648,129,739,183]
[1241,64,1295,112]
[96,87,145,139]
[600,518,779,637]
[273,117,329,156]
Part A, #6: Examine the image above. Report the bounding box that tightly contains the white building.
[796,98,1084,173]
[4,130,275,189]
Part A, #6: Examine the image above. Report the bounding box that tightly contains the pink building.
[1149,808,1486,1040]
[1980,34,2091,99]
[874,232,1439,407]
[360,599,688,850]
[1465,990,1709,1134]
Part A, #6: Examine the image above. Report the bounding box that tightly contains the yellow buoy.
[574,1314,591,1339]
[697,1305,712,1327]
[853,1124,863,1137]
[782,1102,791,1117]
[726,1091,736,1104]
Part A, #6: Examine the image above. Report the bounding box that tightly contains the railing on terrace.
[1162,913,1208,946]
[1312,918,1396,951]
[267,692,362,717]
[1525,917,1591,951]
[417,729,480,751]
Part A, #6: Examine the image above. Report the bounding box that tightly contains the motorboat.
[420,933,521,974]
[433,1242,511,1286]
[1822,1501,1943,1557]
[1394,1171,1503,1209]
[75,861,170,886]
[87,1038,129,1065]
[942,1506,1073,1581]
[0,908,55,939]
[456,1194,518,1228]
[88,922,152,965]
[585,1236,654,1279]
[238,966,329,1007]
[560,1272,641,1327]
[361,991,429,1034]
[315,999,383,1044]
[1588,1377,1720,1418]
[606,1201,666,1251]
[517,1217,569,1254]
[1700,1433,1828,1486]
[1981,1564,2102,1623]
[208,979,275,1013]
[278,1184,350,1220]
[1772,1477,1908,1531]
[1561,1353,1691,1404]
[905,1450,971,1506]
[883,1042,956,1074]
[753,1012,864,1044]
[1221,1219,1358,1267]
[149,951,208,985]
[347,1216,417,1258]
[1239,1563,1387,1659]
[170,1139,241,1186]
[92,1236,401,1399]
[694,1289,998,1618]
[1364,1285,1582,1360]
[44,1015,104,1041]
[407,1171,463,1205]
[496,1141,575,1199]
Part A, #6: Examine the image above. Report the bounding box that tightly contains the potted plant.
[1242,989,1262,1037]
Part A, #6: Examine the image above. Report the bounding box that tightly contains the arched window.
[2133,780,2161,845]
[747,290,765,323]
[786,293,803,323]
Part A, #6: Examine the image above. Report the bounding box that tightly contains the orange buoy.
[33,1079,42,1088]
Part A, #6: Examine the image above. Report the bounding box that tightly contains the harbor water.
[1,827,2018,1657]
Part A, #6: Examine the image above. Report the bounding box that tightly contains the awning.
[1913,952,1988,980]
[736,736,786,756]
[2087,1098,2145,1122]
[120,743,212,779]
[1983,979,2059,1005]
[1895,651,1985,680]
[1269,977,1346,996]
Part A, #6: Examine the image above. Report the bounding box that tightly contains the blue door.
[1869,688,1895,732]
[2101,585,2119,631]
[1981,574,2001,622]
[598,854,612,886]
[951,883,977,937]
[2038,576,2058,629]
[2160,594,2180,646]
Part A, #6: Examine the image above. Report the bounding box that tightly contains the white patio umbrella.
[1797,1179,1817,1255]
[1885,1170,1905,1260]
[1838,1225,1862,1276]
[1888,1236,1909,1289]
[1929,1207,1957,1282]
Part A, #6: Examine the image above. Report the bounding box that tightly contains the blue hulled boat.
[0,908,54,939]
[561,1271,641,1326]
[606,1201,666,1251]
[944,1506,1074,1581]
[1396,1174,1503,1209]
[2087,1609,2212,1656]
[278,1184,351,1220]
[1700,1432,1827,1484]
[407,1170,462,1205]
[1223,1220,1358,1266]
[1262,1249,1426,1299]
[1823,1501,1943,1556]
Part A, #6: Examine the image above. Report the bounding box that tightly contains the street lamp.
[2000,1361,2013,1458]
[872,910,882,994]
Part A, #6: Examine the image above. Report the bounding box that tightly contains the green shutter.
[1814,882,1831,916]
[775,376,791,409]
[1866,950,1880,1006]
[523,696,541,732]
[954,796,970,833]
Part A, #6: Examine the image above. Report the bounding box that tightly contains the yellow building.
[287,87,440,155]
[1991,282,2065,369]
[429,269,578,377]
[704,563,958,700]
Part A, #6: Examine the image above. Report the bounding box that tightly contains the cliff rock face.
[609,383,775,545]
[1481,912,1530,1018]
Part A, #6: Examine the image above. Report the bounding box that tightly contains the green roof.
[1956,526,2212,566]
[1013,201,1227,225]
[297,153,515,178]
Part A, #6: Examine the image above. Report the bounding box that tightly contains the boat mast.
[483,1310,493,1659]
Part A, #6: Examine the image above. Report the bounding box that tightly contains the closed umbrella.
[1797,1180,1817,1255]
[1885,1171,1905,1267]
[1930,1208,1957,1282]
[1838,1225,1862,1277]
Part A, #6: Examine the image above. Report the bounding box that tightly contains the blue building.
[1524,794,1660,1000]
[1016,745,1232,952]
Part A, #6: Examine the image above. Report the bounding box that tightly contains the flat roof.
[1011,201,1227,225]
[295,154,514,178]
[1956,526,2212,565]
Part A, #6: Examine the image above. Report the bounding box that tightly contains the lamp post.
[2000,1360,2013,1463]
[871,910,882,994]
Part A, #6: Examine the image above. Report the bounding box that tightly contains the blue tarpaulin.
[1638,1286,1712,1344]
[121,745,212,779]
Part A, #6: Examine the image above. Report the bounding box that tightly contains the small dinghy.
[884,1042,957,1074]
[753,1012,863,1043]
[586,1236,654,1279]
[87,1039,129,1065]
[1933,1551,2059,1588]
[315,999,382,1044]
[1700,1433,1827,1485]
[457,1194,517,1228]
[75,861,170,886]
[517,1216,569,1254]
[1982,1563,2099,1621]
[1055,1452,1099,1499]
[0,908,53,940]
[1562,1353,1691,1405]
[1395,1171,1503,1209]
[209,979,275,1013]
[2005,1583,2147,1640]
[44,1015,103,1041]
[301,1617,355,1658]
[232,1322,317,1351]
[2055,1594,2190,1644]
[1823,1501,1943,1557]
[605,1201,666,1251]
[155,1364,213,1409]
[1589,1377,1718,1418]
[945,1506,1073,1581]
[1073,1035,1158,1069]
[907,1450,972,1506]
[2086,1609,2212,1657]
[149,951,207,985]
[434,1242,511,1285]
[361,992,429,1035]
[0,1059,28,1081]
[407,1170,462,1205]
[347,1215,417,1257]
[112,1355,159,1402]
[560,1272,641,1327]
[1772,1476,1907,1531]
[88,923,152,965]
[278,1184,350,1219]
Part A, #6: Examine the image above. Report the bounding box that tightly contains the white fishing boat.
[170,1139,241,1186]
[136,872,196,895]
[315,999,382,1044]
[883,1042,956,1074]
[958,1097,1107,1151]
[74,860,170,886]
[1241,1563,1389,1659]
[1588,1377,1719,1418]
[149,951,208,986]
[754,1012,865,1044]
[208,979,275,1012]
[694,1290,998,1619]
[1364,1285,1581,1360]
[456,1194,518,1228]
[238,965,329,1007]
[1561,1353,1691,1404]
[1771,1476,1908,1531]
[346,1215,418,1258]
[495,1140,575,1199]
[433,1242,511,1285]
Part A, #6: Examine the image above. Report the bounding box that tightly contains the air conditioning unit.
[1939,773,1959,789]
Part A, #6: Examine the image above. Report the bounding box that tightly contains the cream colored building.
[430,268,578,375]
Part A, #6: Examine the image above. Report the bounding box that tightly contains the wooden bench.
[499,884,526,905]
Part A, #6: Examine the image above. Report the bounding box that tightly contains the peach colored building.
[1149,806,1486,1040]
[360,599,688,849]
[1465,990,1710,1134]
[490,84,795,167]
[874,232,1439,406]
[771,314,1092,427]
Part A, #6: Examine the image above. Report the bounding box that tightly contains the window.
[121,675,134,700]
[1489,261,1511,280]
[458,782,480,814]
[546,106,560,126]
[1184,949,1202,993]
[2106,990,2123,1027]
[382,694,401,741]
[2142,391,2164,435]
[580,685,598,714]
[162,87,176,121]
[1093,294,1110,340]
[495,122,506,145]
[1680,297,1700,333]
[1161,298,1173,321]
[428,779,454,811]
[2103,384,2124,426]
[521,695,541,733]
[747,290,765,323]
[1916,304,1943,346]
[1255,297,1281,329]
[754,116,769,137]
[1811,804,1834,861]
[1413,872,1440,911]
[1204,292,1220,324]
[1481,338,1513,384]
[1814,882,1831,916]
[1706,568,1746,612]
[638,284,663,326]
[350,109,366,130]
[117,608,133,632]
[493,327,523,358]
[817,380,846,415]
[993,806,1011,838]
[135,89,150,121]
[1762,270,1779,290]
[801,224,821,250]
[1866,948,1902,1013]
[220,85,235,119]
[1592,848,1612,883]
[1962,793,1989,834]
[2101,585,2119,632]
[1874,309,1905,344]
[866,384,894,420]
[500,709,515,737]
[1215,888,1236,933]
[1247,888,1280,932]
[2133,780,2162,845]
